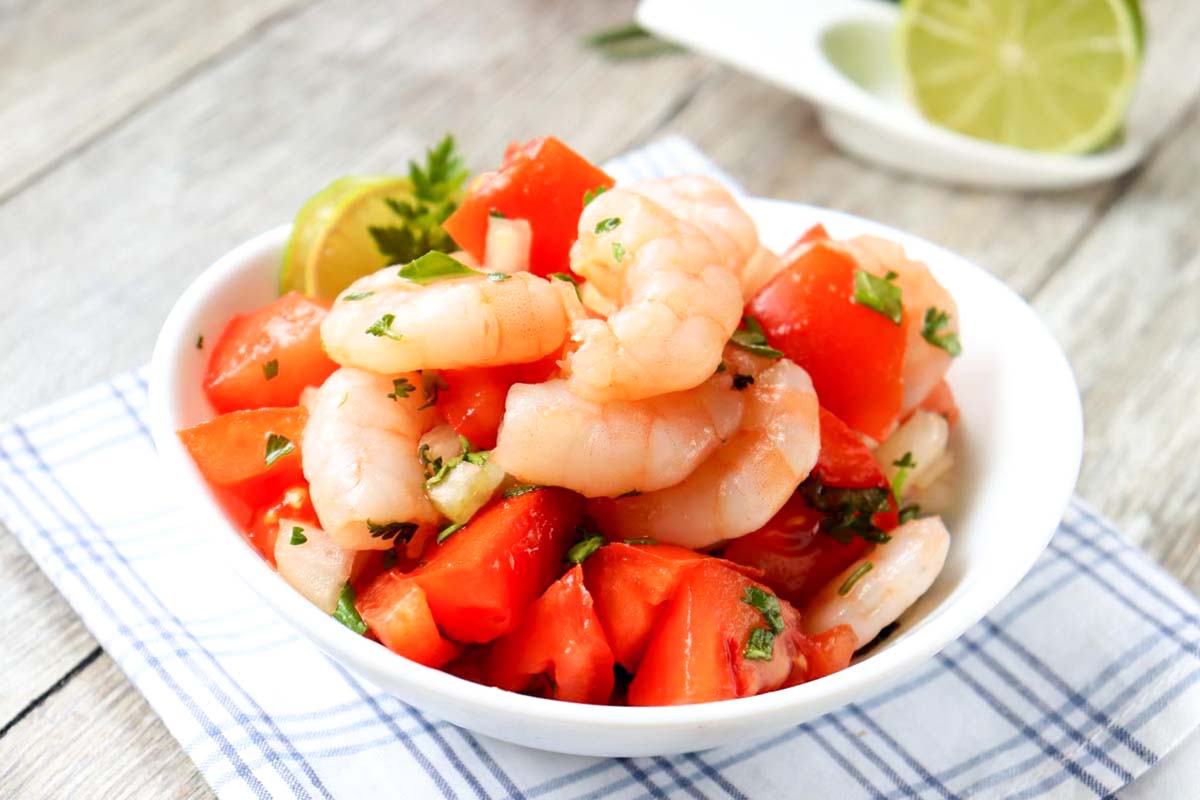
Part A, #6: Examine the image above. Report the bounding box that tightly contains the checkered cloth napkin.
[3,139,1200,800]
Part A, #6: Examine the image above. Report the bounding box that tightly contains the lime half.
[897,0,1143,154]
[280,176,414,299]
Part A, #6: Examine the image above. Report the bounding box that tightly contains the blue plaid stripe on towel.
[2,139,1200,799]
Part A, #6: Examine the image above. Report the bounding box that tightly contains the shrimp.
[588,355,820,548]
[630,175,783,301]
[320,265,569,374]
[492,370,745,498]
[564,188,743,401]
[302,367,440,550]
[802,516,950,645]
[840,236,960,413]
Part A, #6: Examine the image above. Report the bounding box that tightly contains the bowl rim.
[148,198,1083,731]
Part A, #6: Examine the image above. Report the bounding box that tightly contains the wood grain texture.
[0,0,303,200]
[0,652,213,799]
[0,0,1199,794]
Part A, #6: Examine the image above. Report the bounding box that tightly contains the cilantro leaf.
[365,313,404,340]
[583,185,609,206]
[333,583,368,635]
[549,272,582,301]
[743,627,776,661]
[891,451,915,500]
[853,270,903,324]
[366,520,419,542]
[566,534,606,564]
[800,477,893,544]
[730,316,783,359]
[367,134,468,265]
[289,526,307,546]
[921,307,962,356]
[594,216,621,234]
[418,372,448,410]
[437,521,465,543]
[342,290,374,301]
[838,561,874,596]
[741,586,785,634]
[387,377,415,400]
[398,251,477,284]
[264,434,295,468]
[262,359,279,381]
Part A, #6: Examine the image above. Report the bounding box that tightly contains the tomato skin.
[814,408,886,489]
[177,406,307,506]
[437,353,559,450]
[358,570,460,668]
[627,562,801,706]
[722,494,872,606]
[484,565,615,704]
[410,488,584,643]
[583,543,712,671]
[748,242,907,441]
[203,292,337,413]
[246,484,317,565]
[796,624,857,681]
[441,137,614,277]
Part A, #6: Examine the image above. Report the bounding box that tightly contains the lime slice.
[897,0,1143,154]
[280,176,414,299]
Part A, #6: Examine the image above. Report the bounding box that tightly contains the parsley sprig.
[368,134,468,266]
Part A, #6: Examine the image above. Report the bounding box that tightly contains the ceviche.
[179,136,962,706]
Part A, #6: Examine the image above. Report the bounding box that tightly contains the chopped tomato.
[358,571,460,668]
[722,494,873,606]
[411,488,584,643]
[583,542,759,671]
[441,137,614,276]
[485,565,615,703]
[795,624,857,682]
[204,292,337,413]
[916,379,959,426]
[177,406,307,506]
[437,353,560,450]
[748,242,907,441]
[246,484,317,565]
[814,407,887,489]
[628,562,802,706]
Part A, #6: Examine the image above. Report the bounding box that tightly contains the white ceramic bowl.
[148,199,1082,757]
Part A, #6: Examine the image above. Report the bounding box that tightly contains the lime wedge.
[280,176,414,299]
[897,0,1143,154]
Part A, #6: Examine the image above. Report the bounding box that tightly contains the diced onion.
[274,518,355,613]
[484,216,532,274]
[426,458,507,523]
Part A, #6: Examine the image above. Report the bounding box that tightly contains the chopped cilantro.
[387,377,415,400]
[437,521,465,543]
[730,316,783,359]
[366,520,419,542]
[612,242,625,263]
[195,334,204,349]
[262,359,279,381]
[838,561,874,596]
[365,313,404,340]
[333,583,368,635]
[891,451,915,500]
[594,216,621,234]
[853,270,903,324]
[582,185,609,206]
[743,628,776,661]
[289,526,307,546]
[398,251,477,284]
[503,484,542,499]
[567,534,606,564]
[801,477,892,544]
[264,434,295,468]
[921,307,962,356]
[741,586,785,634]
[342,290,374,302]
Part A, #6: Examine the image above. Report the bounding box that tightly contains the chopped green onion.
[366,520,418,542]
[741,586,785,634]
[387,377,415,400]
[549,272,582,301]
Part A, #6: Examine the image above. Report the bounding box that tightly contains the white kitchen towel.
[2,138,1200,799]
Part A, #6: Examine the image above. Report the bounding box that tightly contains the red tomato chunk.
[204,292,337,413]
[177,406,307,507]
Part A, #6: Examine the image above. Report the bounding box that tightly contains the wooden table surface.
[2,0,1199,795]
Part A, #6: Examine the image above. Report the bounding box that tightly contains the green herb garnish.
[730,316,783,359]
[262,359,279,381]
[195,335,204,349]
[503,484,542,499]
[567,535,606,565]
[365,313,404,341]
[838,561,874,596]
[898,504,923,524]
[398,251,477,284]
[487,272,511,282]
[853,270,903,324]
[343,290,374,302]
[418,372,448,410]
[583,185,609,206]
[264,434,295,468]
[921,307,962,356]
[612,242,625,263]
[333,583,368,635]
[368,134,467,266]
[549,272,582,301]
[801,477,892,544]
[891,451,915,500]
[366,520,419,542]
[741,586,785,662]
[743,627,777,661]
[489,208,506,218]
[623,537,657,545]
[289,526,307,546]
[437,521,465,544]
[594,217,621,234]
[387,377,415,400]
